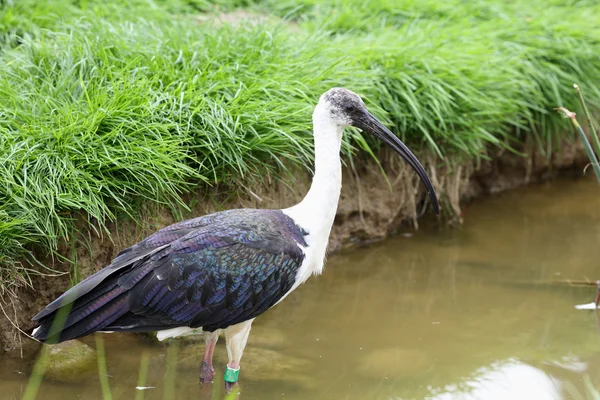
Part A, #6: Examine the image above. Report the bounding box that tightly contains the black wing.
[32,209,307,343]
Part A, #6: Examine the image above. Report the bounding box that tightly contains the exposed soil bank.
[0,138,589,356]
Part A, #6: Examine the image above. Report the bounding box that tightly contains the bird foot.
[224,365,240,394]
[199,360,215,383]
[224,380,239,395]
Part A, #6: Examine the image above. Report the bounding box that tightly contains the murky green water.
[5,177,600,400]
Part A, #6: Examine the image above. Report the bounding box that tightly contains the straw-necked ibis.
[32,88,439,389]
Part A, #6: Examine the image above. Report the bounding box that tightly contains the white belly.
[156,326,202,341]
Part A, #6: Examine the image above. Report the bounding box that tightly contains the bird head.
[318,87,439,215]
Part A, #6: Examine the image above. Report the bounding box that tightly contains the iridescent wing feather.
[32,209,307,343]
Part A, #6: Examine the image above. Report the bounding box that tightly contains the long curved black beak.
[353,112,439,214]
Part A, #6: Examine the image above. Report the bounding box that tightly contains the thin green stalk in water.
[135,351,151,400]
[95,334,113,400]
[556,107,600,184]
[21,347,49,400]
[22,295,78,400]
[163,341,180,400]
[584,375,600,400]
[574,84,600,161]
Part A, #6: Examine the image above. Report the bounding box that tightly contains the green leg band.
[224,366,240,383]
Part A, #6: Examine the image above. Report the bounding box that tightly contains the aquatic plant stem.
[163,341,180,400]
[95,334,113,400]
[21,348,49,400]
[555,107,600,184]
[135,351,151,400]
[574,84,600,160]
[22,294,79,400]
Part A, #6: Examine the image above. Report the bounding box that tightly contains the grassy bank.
[1,0,600,294]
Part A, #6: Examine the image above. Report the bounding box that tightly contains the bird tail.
[32,279,129,343]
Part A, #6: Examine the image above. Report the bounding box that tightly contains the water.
[4,177,600,400]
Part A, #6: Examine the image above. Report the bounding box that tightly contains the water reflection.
[4,177,600,399]
[427,359,562,400]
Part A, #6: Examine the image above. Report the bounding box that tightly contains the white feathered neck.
[283,99,344,276]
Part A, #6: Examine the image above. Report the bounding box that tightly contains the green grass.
[1,0,600,291]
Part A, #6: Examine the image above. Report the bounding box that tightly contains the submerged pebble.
[358,347,432,379]
[38,340,97,382]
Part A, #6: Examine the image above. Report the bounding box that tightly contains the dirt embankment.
[0,137,589,356]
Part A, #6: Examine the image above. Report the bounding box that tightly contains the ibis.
[32,88,439,389]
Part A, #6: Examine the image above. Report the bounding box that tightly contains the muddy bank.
[0,137,589,356]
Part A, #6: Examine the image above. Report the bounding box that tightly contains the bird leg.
[224,319,254,393]
[200,330,220,383]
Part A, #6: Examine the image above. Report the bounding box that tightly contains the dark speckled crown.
[323,88,368,124]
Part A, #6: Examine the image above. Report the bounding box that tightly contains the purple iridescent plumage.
[32,209,307,343]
